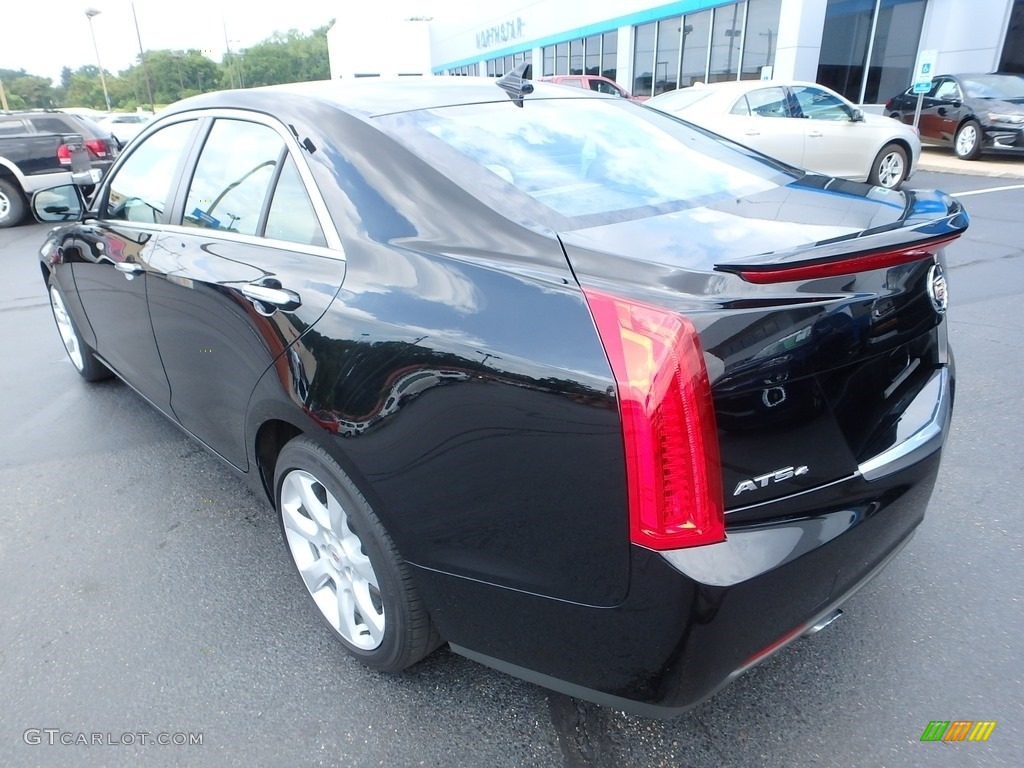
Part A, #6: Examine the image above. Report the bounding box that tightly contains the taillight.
[583,289,724,550]
[85,138,108,158]
[731,236,959,284]
[56,144,72,165]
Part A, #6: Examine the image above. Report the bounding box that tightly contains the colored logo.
[920,721,997,742]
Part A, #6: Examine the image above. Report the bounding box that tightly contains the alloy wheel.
[876,151,905,188]
[279,469,385,650]
[956,125,978,156]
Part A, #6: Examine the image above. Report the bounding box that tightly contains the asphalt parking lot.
[0,164,1021,767]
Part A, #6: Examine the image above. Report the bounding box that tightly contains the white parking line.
[950,184,1024,197]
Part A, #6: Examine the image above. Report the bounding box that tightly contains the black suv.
[0,110,118,172]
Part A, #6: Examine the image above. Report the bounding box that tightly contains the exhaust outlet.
[803,608,843,637]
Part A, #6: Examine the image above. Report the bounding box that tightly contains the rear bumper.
[414,363,952,716]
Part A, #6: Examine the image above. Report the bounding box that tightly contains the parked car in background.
[0,113,103,228]
[538,74,643,101]
[648,80,921,188]
[886,73,1024,160]
[32,74,965,716]
[97,113,152,148]
[1,110,117,172]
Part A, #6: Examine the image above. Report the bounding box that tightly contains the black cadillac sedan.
[32,71,966,717]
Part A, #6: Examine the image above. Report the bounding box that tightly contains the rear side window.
[105,120,196,223]
[28,116,74,134]
[735,87,789,117]
[265,156,327,247]
[0,120,27,137]
[183,120,283,236]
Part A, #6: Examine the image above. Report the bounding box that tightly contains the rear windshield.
[376,97,793,224]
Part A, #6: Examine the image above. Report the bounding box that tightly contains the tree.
[0,69,56,108]
[230,26,331,88]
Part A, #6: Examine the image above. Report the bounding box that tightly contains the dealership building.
[328,0,1023,105]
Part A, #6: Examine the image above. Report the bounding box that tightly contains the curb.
[916,148,1024,179]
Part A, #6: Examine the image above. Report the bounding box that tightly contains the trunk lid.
[560,176,967,518]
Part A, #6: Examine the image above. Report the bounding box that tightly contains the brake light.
[56,144,72,165]
[583,289,724,550]
[85,138,108,158]
[733,236,959,284]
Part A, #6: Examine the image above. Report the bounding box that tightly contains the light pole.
[84,8,112,111]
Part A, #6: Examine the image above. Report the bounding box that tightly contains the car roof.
[163,77,598,120]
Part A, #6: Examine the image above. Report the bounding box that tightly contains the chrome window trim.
[156,222,341,260]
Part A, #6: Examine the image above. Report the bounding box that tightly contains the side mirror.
[851,108,865,122]
[32,184,85,223]
[951,99,962,108]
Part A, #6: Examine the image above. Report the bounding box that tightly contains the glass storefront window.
[655,16,682,94]
[556,42,569,75]
[633,21,657,96]
[818,0,927,104]
[741,0,781,80]
[709,2,745,83]
[680,10,712,87]
[543,46,555,77]
[602,32,617,81]
[1002,0,1024,73]
[570,39,584,75]
[585,35,601,75]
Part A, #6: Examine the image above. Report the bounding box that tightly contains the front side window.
[591,80,624,97]
[934,80,961,101]
[791,86,853,120]
[183,120,284,235]
[105,120,196,223]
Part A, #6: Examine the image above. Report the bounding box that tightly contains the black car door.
[145,115,346,469]
[69,118,200,410]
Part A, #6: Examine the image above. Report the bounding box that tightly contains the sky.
[0,1,466,82]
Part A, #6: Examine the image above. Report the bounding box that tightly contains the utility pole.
[131,1,156,113]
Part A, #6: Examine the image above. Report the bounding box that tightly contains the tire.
[274,437,441,672]
[0,178,27,229]
[954,119,982,160]
[868,142,908,189]
[47,277,113,381]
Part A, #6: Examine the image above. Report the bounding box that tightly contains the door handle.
[114,262,145,279]
[240,280,302,314]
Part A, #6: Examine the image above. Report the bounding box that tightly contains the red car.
[538,74,645,101]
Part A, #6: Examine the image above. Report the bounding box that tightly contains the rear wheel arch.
[254,418,304,504]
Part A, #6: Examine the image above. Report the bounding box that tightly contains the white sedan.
[96,113,152,148]
[646,80,921,188]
